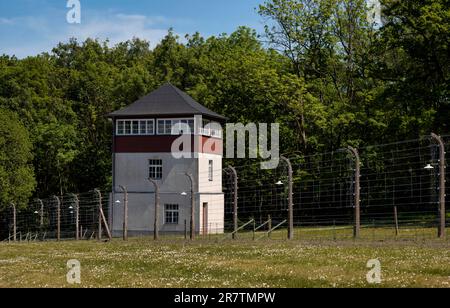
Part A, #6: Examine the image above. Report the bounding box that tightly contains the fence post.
[94,189,112,241]
[346,147,361,239]
[71,194,80,241]
[253,219,256,241]
[54,196,61,241]
[38,199,44,228]
[11,203,16,242]
[147,179,160,241]
[228,166,238,240]
[394,206,399,237]
[431,133,446,239]
[185,173,196,240]
[119,186,128,241]
[280,156,294,240]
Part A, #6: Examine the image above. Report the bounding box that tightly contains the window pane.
[117,121,124,135]
[157,120,165,134]
[203,119,211,136]
[165,204,179,224]
[188,120,194,134]
[125,121,131,135]
[149,159,163,180]
[165,120,172,134]
[132,121,139,134]
[147,120,154,135]
[209,160,213,181]
[140,121,147,135]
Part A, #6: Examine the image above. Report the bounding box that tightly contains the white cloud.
[66,13,173,48]
[1,11,189,58]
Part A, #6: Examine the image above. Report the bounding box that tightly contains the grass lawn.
[0,236,449,288]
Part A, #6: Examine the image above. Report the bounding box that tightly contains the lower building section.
[109,192,224,236]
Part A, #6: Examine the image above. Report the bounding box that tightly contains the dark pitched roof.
[108,83,227,121]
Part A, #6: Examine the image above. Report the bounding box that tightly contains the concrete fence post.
[38,199,44,228]
[228,166,238,240]
[345,147,361,239]
[94,189,112,241]
[147,179,160,241]
[11,203,16,242]
[185,173,196,240]
[119,186,128,241]
[54,196,61,241]
[71,194,80,241]
[280,156,294,240]
[431,133,446,239]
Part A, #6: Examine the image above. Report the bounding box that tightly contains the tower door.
[203,203,208,235]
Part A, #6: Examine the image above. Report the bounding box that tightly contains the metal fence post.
[185,173,196,240]
[346,147,361,239]
[228,166,238,240]
[119,186,128,241]
[147,179,160,241]
[71,194,80,241]
[54,196,61,241]
[280,156,294,240]
[94,189,112,241]
[431,133,446,238]
[38,199,44,228]
[394,206,399,237]
[11,203,16,242]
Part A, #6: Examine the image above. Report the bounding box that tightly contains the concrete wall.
[197,153,222,193]
[114,153,198,193]
[199,194,225,234]
[111,152,224,236]
[111,192,224,236]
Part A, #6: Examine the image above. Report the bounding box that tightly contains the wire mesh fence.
[223,135,449,241]
[0,135,448,243]
[0,190,109,242]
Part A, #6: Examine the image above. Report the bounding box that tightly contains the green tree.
[259,0,389,149]
[0,109,36,209]
[380,0,450,135]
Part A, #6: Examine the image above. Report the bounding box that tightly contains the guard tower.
[108,83,226,236]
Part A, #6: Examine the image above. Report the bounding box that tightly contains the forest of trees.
[0,0,448,209]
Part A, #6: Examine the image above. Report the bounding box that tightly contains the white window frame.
[149,159,163,180]
[156,118,195,135]
[208,160,214,182]
[210,122,222,139]
[200,119,222,139]
[164,204,179,225]
[201,119,211,136]
[116,119,155,136]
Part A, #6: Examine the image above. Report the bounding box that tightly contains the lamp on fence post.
[118,186,128,241]
[70,194,80,241]
[38,199,44,228]
[430,133,446,239]
[228,166,238,240]
[53,196,61,241]
[341,147,361,239]
[147,179,160,241]
[280,156,294,240]
[182,173,196,240]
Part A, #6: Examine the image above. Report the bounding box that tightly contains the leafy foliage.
[0,0,448,205]
[0,109,35,209]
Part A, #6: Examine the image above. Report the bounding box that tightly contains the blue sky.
[0,0,266,58]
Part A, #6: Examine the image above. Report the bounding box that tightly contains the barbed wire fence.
[0,134,448,243]
[223,134,449,241]
[0,190,111,242]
